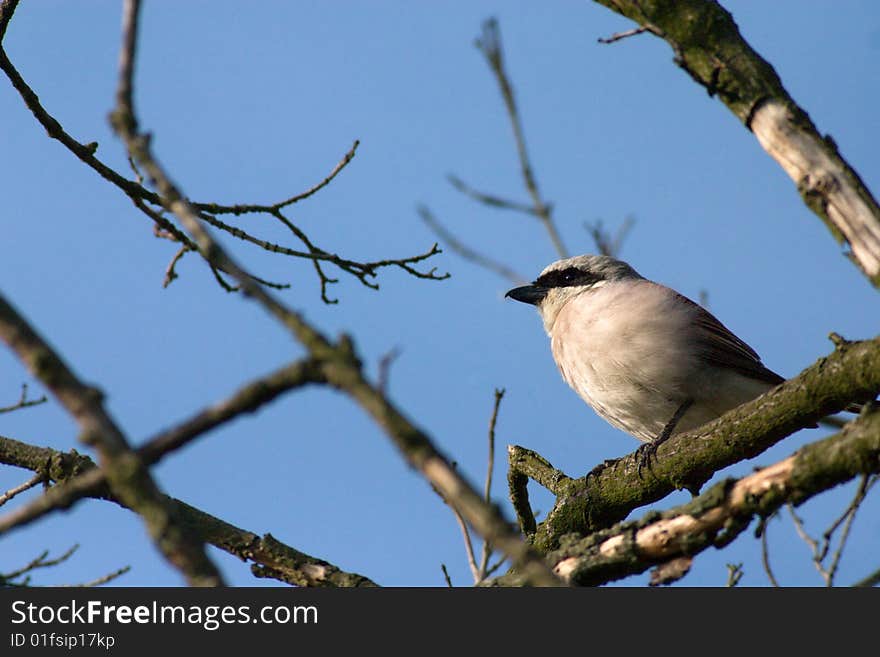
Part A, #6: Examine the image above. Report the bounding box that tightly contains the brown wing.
[675,293,785,386]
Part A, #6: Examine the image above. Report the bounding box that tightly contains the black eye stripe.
[535,267,602,288]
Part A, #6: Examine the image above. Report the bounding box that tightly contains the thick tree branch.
[529,335,880,552]
[0,357,328,534]
[139,357,327,465]
[0,435,376,587]
[592,0,880,284]
[506,445,573,539]
[0,294,223,586]
[508,407,880,587]
[107,0,560,587]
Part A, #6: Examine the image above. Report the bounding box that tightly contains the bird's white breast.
[548,279,705,441]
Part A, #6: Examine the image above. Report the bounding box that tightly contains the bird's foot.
[635,399,694,479]
[635,441,660,479]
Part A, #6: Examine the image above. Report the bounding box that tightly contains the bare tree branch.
[527,335,880,552]
[446,174,539,218]
[0,357,326,534]
[450,504,481,584]
[725,563,743,587]
[1,544,80,586]
[107,0,560,587]
[0,1,445,300]
[854,565,880,588]
[475,18,568,259]
[584,216,636,258]
[63,565,131,588]
[0,434,377,587]
[590,0,880,285]
[436,19,637,283]
[0,292,223,586]
[450,388,508,585]
[787,473,877,586]
[597,25,652,44]
[759,514,781,587]
[440,564,453,587]
[479,389,504,580]
[0,472,43,507]
[377,347,402,395]
[0,383,47,414]
[418,206,526,284]
[162,244,192,288]
[199,140,360,214]
[495,406,880,586]
[507,444,572,538]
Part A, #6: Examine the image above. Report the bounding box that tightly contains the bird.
[504,254,790,467]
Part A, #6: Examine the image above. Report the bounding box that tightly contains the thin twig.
[440,564,454,588]
[447,174,538,218]
[1,544,79,584]
[418,205,525,284]
[163,244,191,288]
[584,216,635,258]
[377,347,402,395]
[199,140,360,214]
[478,389,504,578]
[725,563,743,587]
[484,558,507,579]
[0,289,223,585]
[0,383,47,414]
[0,358,323,538]
[0,472,43,507]
[484,390,504,504]
[0,12,440,299]
[0,435,378,587]
[475,18,568,259]
[127,154,144,185]
[823,473,876,547]
[824,475,876,585]
[451,505,481,583]
[758,514,780,587]
[823,492,861,586]
[597,26,650,44]
[786,473,875,586]
[64,565,131,588]
[787,503,821,559]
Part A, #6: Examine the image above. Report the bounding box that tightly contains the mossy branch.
[592,0,880,284]
[0,434,376,587]
[495,406,880,586]
[523,335,880,552]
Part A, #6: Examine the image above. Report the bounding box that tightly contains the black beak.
[505,284,548,306]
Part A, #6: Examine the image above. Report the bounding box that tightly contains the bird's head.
[505,254,643,332]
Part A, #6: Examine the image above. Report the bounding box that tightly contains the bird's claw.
[635,441,660,479]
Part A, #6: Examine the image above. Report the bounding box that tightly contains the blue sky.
[1,1,878,587]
